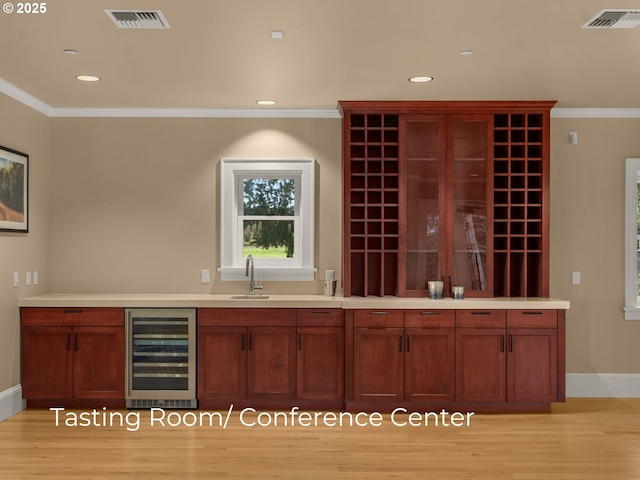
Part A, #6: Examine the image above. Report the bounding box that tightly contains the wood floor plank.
[1,399,640,479]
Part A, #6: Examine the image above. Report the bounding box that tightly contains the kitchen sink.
[229,295,270,300]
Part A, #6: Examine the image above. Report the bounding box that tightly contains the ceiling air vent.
[582,9,640,29]
[105,10,170,29]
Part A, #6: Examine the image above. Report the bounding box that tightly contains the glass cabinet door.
[400,116,446,295]
[448,115,493,296]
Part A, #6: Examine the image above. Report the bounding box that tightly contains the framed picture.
[0,145,28,232]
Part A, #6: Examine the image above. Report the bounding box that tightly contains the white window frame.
[624,158,640,319]
[219,158,315,281]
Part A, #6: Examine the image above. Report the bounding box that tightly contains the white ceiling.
[2,0,640,114]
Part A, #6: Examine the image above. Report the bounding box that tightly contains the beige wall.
[0,96,50,392]
[550,118,640,373]
[4,107,640,395]
[49,117,343,295]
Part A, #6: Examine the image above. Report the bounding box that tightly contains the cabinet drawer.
[198,308,297,327]
[405,310,455,328]
[456,310,506,328]
[297,309,344,327]
[507,309,557,328]
[354,310,404,328]
[21,308,124,326]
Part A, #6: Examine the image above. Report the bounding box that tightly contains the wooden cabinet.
[455,310,507,403]
[399,114,493,297]
[247,326,296,399]
[198,308,344,408]
[506,310,559,403]
[340,101,555,298]
[455,309,561,406]
[296,309,344,401]
[352,310,404,402]
[352,309,455,404]
[404,311,456,402]
[198,309,296,403]
[21,308,125,405]
[347,307,563,411]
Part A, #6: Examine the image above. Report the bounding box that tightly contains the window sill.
[623,306,640,320]
[218,267,317,282]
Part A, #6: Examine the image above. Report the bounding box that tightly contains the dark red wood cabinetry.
[296,309,344,402]
[347,307,565,412]
[340,101,555,298]
[21,308,125,407]
[453,309,564,409]
[198,308,344,409]
[350,309,456,408]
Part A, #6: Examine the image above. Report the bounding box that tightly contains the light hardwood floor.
[1,399,640,479]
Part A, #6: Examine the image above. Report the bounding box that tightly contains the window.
[219,158,315,281]
[624,158,640,319]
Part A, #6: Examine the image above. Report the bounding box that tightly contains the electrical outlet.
[201,269,210,284]
[26,272,32,286]
[13,272,19,288]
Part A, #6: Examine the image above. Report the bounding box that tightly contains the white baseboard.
[0,385,25,422]
[566,373,640,398]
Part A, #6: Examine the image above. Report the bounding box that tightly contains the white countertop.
[18,293,570,310]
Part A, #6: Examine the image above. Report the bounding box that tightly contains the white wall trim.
[551,108,640,118]
[0,77,52,116]
[49,107,342,119]
[0,385,25,422]
[566,373,640,398]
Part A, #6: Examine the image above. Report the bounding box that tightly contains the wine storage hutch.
[340,101,556,298]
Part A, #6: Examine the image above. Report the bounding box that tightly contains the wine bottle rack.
[493,112,549,297]
[340,101,554,298]
[344,112,399,297]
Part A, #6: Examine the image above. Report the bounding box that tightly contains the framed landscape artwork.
[0,145,28,232]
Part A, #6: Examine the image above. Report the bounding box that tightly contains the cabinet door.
[247,327,296,399]
[297,327,344,400]
[22,326,74,399]
[197,327,247,399]
[353,328,404,402]
[74,326,125,399]
[448,115,493,297]
[405,327,455,402]
[456,328,506,402]
[398,115,447,296]
[507,328,558,403]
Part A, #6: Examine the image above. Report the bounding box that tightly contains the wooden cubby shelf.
[341,101,554,298]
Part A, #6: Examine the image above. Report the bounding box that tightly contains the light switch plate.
[201,269,210,284]
[572,271,581,285]
[33,271,39,285]
[13,272,19,288]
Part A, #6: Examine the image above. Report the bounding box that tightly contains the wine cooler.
[125,308,197,408]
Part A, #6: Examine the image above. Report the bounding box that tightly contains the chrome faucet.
[245,255,263,296]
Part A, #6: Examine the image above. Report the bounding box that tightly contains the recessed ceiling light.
[409,76,434,83]
[64,49,79,55]
[76,75,100,82]
[459,50,475,56]
[256,100,277,106]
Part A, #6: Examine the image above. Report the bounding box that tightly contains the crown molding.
[3,76,640,119]
[49,107,341,118]
[0,78,52,116]
[551,108,640,118]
